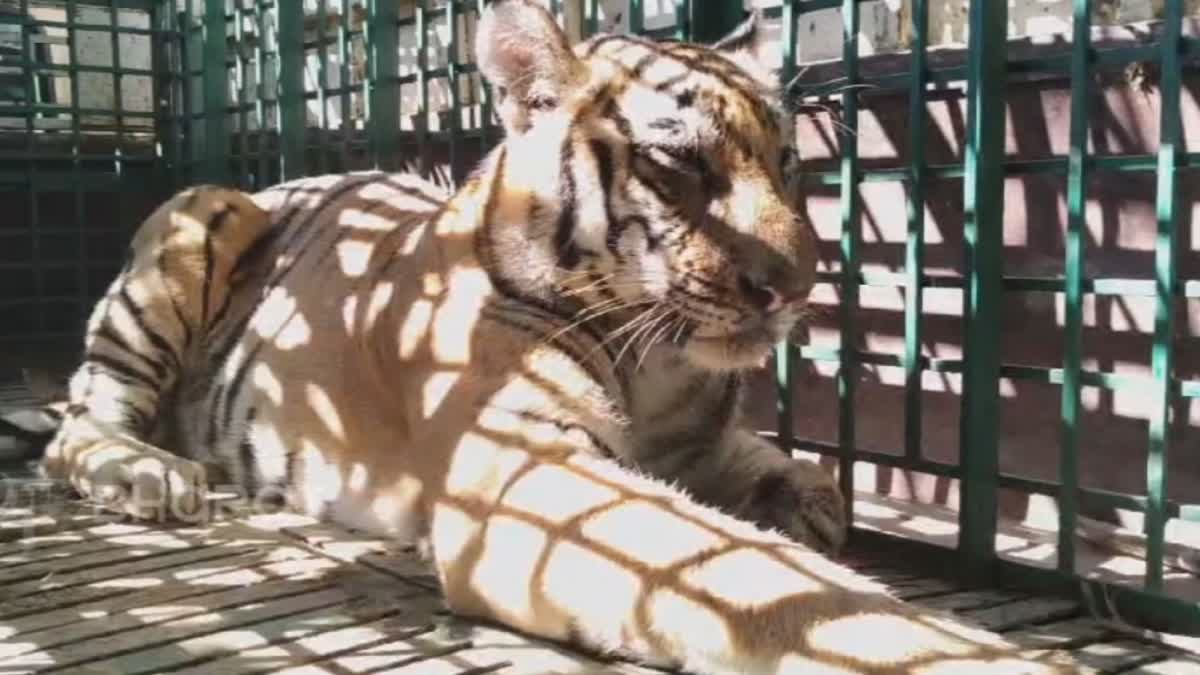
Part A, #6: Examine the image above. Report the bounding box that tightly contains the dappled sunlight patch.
[444,436,531,501]
[500,463,619,525]
[682,547,825,606]
[648,587,733,659]
[399,298,434,359]
[305,383,346,442]
[336,240,375,277]
[431,503,481,570]
[807,612,976,665]
[252,362,284,406]
[431,266,490,364]
[470,515,549,623]
[541,539,643,634]
[581,500,726,569]
[294,440,344,513]
[364,281,395,330]
[422,372,462,419]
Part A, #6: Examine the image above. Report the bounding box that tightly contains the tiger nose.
[737,273,800,314]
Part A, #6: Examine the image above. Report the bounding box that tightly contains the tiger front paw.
[736,460,847,555]
[50,443,210,523]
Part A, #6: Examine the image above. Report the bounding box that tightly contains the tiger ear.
[476,0,585,128]
[711,11,778,86]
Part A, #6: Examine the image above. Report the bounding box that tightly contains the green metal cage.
[1,0,1197,635]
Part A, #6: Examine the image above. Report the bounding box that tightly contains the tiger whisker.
[635,308,680,372]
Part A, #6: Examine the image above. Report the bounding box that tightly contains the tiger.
[39,2,1075,673]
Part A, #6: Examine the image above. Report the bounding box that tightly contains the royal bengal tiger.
[39,2,1074,673]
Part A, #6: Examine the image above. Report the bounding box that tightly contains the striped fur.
[41,3,1075,673]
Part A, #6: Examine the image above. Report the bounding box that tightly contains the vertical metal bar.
[1146,0,1182,593]
[338,0,352,170]
[775,0,799,453]
[367,0,399,171]
[903,0,928,461]
[477,0,494,153]
[253,0,268,185]
[202,0,228,184]
[673,0,690,41]
[416,0,430,177]
[689,0,740,43]
[1059,0,1092,576]
[67,0,86,324]
[958,0,1007,575]
[277,0,305,181]
[20,0,43,335]
[180,0,195,185]
[586,0,599,37]
[447,0,462,185]
[234,2,250,188]
[628,0,642,36]
[317,0,330,175]
[836,0,861,527]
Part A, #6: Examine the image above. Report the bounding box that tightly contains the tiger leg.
[429,448,1068,675]
[634,429,847,556]
[42,185,273,521]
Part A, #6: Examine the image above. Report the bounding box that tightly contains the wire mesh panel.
[0,0,175,343]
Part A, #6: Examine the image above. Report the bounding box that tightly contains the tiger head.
[476,0,815,371]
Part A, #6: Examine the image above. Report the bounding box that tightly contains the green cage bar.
[1058,0,1092,576]
[774,0,799,453]
[316,0,330,176]
[902,0,927,462]
[958,0,1006,574]
[201,0,227,184]
[279,1,305,181]
[836,0,861,524]
[367,0,399,172]
[447,0,462,184]
[1145,0,1183,593]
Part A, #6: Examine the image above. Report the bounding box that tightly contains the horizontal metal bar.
[770,436,1200,524]
[805,153,1200,186]
[997,473,1199,523]
[796,346,1200,397]
[814,270,1200,298]
[5,62,156,77]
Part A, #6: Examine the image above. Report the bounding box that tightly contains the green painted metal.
[367,0,399,172]
[774,0,799,454]
[316,0,331,176]
[447,0,463,184]
[278,1,305,180]
[689,0,741,44]
[627,0,642,37]
[958,0,1006,574]
[202,0,228,184]
[1058,0,1091,576]
[1146,0,1183,593]
[416,0,430,177]
[836,0,860,526]
[903,0,927,462]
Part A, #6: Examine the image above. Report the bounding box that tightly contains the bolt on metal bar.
[836,0,861,525]
[958,0,1008,576]
[1058,0,1092,577]
[1145,0,1183,593]
[902,0,928,462]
